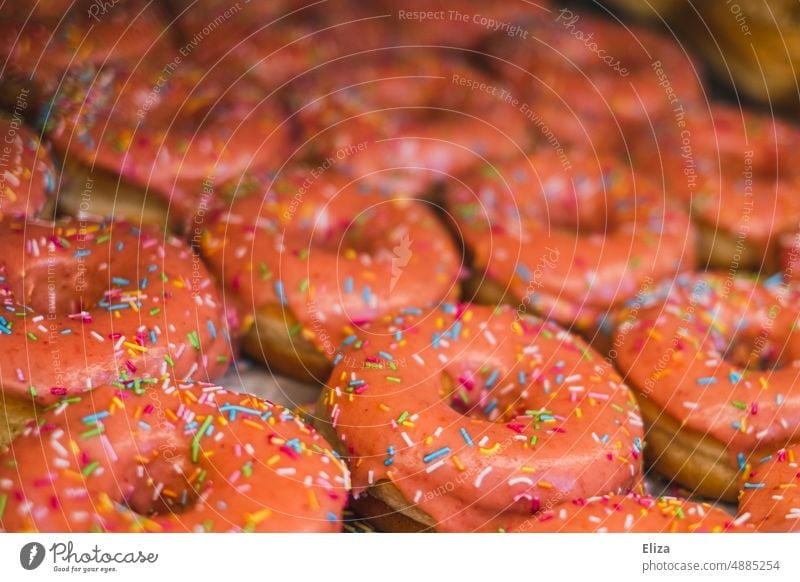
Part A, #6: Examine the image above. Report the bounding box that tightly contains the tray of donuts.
[0,0,798,534]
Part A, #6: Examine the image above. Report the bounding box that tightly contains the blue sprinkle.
[344,277,354,294]
[362,286,372,303]
[697,377,717,386]
[207,320,217,340]
[422,447,451,463]
[460,428,474,446]
[342,335,357,345]
[743,482,766,489]
[138,421,151,430]
[274,281,287,305]
[378,351,394,361]
[729,371,742,384]
[81,411,110,424]
[111,277,130,286]
[738,452,746,472]
[483,400,498,415]
[485,369,500,388]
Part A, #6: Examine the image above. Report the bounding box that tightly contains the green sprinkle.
[187,331,200,350]
[149,308,161,316]
[81,426,106,439]
[0,493,7,520]
[386,376,402,383]
[732,400,747,410]
[27,332,37,341]
[164,355,175,367]
[242,462,253,478]
[397,410,409,423]
[610,403,624,414]
[82,461,100,476]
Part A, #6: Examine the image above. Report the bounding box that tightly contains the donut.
[0,1,173,117]
[199,168,461,382]
[291,52,530,196]
[613,273,800,501]
[0,218,230,448]
[444,149,695,340]
[485,9,702,130]
[512,493,742,532]
[43,60,292,230]
[640,105,800,270]
[0,0,78,21]
[315,303,644,532]
[0,117,56,220]
[738,447,800,532]
[0,381,349,532]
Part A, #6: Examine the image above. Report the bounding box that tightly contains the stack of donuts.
[0,0,798,533]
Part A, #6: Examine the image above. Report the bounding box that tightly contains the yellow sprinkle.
[452,455,465,471]
[521,466,536,473]
[307,489,320,511]
[247,508,272,524]
[480,443,501,455]
[379,404,390,412]
[537,480,554,489]
[124,341,147,353]
[267,455,281,466]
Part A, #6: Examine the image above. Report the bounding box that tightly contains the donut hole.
[123,450,199,517]
[442,370,518,423]
[11,258,105,315]
[722,329,791,371]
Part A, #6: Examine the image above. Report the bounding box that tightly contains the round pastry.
[0,117,57,220]
[613,273,800,501]
[0,0,79,20]
[0,218,230,448]
[444,149,696,340]
[0,381,349,532]
[513,493,742,532]
[0,1,173,117]
[199,168,461,383]
[485,8,702,130]
[315,303,644,532]
[738,447,800,532]
[44,61,292,230]
[640,104,800,270]
[292,51,530,196]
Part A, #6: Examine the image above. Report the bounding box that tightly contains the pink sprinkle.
[50,387,67,395]
[125,360,136,373]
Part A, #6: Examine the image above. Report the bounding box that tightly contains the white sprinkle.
[474,466,492,488]
[425,460,445,473]
[401,432,414,447]
[732,512,751,526]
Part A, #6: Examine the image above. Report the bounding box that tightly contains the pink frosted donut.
[0,218,230,408]
[317,303,644,532]
[199,167,461,381]
[0,1,173,106]
[613,273,800,501]
[45,60,292,225]
[639,104,800,269]
[444,149,695,336]
[293,52,530,194]
[0,381,349,532]
[738,447,800,532]
[487,9,702,129]
[0,117,56,219]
